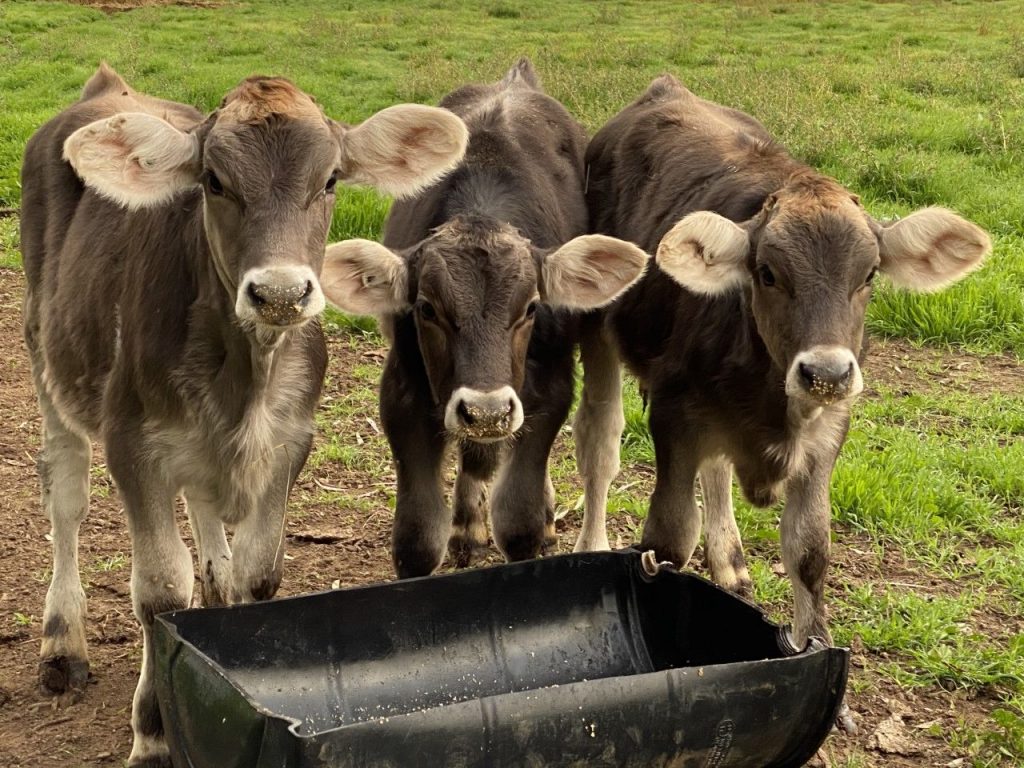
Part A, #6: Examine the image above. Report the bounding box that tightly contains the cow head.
[62,73,468,341]
[322,215,648,442]
[656,174,990,409]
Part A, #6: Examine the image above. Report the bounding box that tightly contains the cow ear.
[322,240,409,316]
[874,207,990,292]
[335,105,468,200]
[63,112,201,210]
[540,235,649,309]
[656,211,750,295]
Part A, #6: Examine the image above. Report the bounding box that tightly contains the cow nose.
[786,345,863,405]
[794,358,856,406]
[798,360,852,393]
[247,279,313,308]
[445,386,524,442]
[238,266,325,327]
[456,397,513,428]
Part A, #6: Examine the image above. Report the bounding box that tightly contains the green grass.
[3,1,1024,763]
[2,0,1024,353]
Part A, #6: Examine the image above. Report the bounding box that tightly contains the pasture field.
[0,1,1022,766]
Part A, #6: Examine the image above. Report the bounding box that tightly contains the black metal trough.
[152,550,847,767]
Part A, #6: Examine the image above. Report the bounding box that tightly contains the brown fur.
[378,59,588,576]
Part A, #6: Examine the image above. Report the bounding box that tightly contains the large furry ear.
[63,112,201,210]
[656,211,750,295]
[540,235,649,309]
[336,105,468,200]
[874,207,990,291]
[322,240,409,316]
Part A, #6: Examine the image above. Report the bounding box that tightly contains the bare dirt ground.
[0,265,1016,766]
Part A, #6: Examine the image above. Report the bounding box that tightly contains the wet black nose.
[798,360,853,395]
[455,397,515,430]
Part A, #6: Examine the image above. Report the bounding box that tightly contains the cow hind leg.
[572,321,623,553]
[542,474,557,554]
[448,444,498,568]
[699,458,752,597]
[36,390,92,695]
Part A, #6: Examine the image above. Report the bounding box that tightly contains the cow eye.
[865,266,878,286]
[758,264,776,287]
[325,172,338,195]
[417,300,437,321]
[525,301,538,320]
[206,171,224,196]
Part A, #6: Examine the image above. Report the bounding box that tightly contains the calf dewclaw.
[21,62,467,767]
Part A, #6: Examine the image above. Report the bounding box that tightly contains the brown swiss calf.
[322,60,647,578]
[21,63,467,766]
[580,74,990,731]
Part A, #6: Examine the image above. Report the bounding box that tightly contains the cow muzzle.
[236,266,326,328]
[444,386,524,443]
[785,345,863,406]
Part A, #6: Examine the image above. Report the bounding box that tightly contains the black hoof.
[447,535,489,568]
[38,656,89,695]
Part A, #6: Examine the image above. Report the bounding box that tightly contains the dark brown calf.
[580,75,990,729]
[21,63,467,766]
[323,60,647,577]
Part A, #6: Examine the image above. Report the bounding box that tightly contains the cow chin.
[784,345,864,409]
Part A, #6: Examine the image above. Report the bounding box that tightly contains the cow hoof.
[38,655,89,695]
[540,532,558,556]
[447,536,489,568]
[128,756,172,768]
[637,538,688,569]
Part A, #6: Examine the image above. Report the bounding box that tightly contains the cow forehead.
[218,77,324,124]
[418,225,537,309]
[763,199,876,269]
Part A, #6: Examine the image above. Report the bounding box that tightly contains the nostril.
[300,280,314,301]
[798,362,816,390]
[247,282,267,306]
[456,400,475,426]
[838,362,853,385]
[504,398,515,416]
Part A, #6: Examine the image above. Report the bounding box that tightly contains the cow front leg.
[382,376,448,578]
[185,500,231,607]
[449,442,500,568]
[491,411,566,562]
[783,454,856,734]
[227,436,312,603]
[572,319,624,553]
[639,400,701,567]
[119,476,192,768]
[699,457,752,597]
[35,387,92,695]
